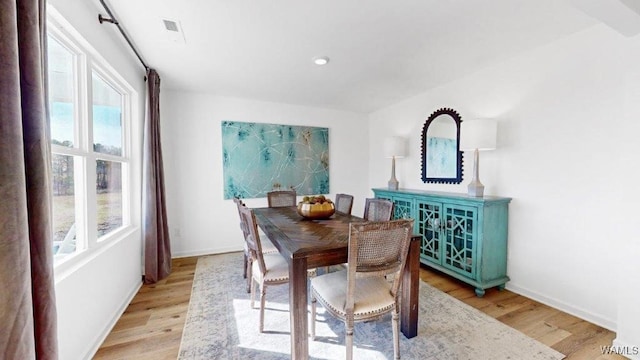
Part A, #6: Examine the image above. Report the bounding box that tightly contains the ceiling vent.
[163,19,179,32]
[161,18,186,43]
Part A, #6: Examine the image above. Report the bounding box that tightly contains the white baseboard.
[172,245,243,259]
[83,280,142,360]
[506,283,616,332]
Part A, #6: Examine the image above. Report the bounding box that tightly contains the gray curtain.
[142,69,172,284]
[0,0,59,359]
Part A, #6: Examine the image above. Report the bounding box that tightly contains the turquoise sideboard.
[373,188,512,297]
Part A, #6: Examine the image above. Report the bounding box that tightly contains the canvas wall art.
[221,121,329,199]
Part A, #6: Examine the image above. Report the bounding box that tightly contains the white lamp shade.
[460,119,497,151]
[383,136,406,158]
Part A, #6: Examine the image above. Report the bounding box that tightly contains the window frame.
[48,7,138,271]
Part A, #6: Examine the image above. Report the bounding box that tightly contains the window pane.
[92,72,123,156]
[96,160,123,237]
[52,154,77,258]
[47,36,75,147]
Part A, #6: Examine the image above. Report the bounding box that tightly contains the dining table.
[253,206,421,360]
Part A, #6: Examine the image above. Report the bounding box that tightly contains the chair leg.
[259,282,266,333]
[392,308,400,359]
[310,293,316,340]
[345,319,354,360]
[246,258,252,293]
[243,253,248,278]
[250,276,256,308]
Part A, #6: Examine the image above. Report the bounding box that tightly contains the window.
[92,71,125,238]
[48,13,134,264]
[48,32,82,260]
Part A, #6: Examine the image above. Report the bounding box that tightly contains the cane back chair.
[310,219,414,359]
[335,193,354,215]
[266,190,297,208]
[363,198,394,221]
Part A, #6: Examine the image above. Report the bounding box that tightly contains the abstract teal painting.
[222,121,329,199]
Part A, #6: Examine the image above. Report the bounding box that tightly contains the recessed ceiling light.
[313,56,330,65]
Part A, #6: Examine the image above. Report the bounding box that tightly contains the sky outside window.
[48,35,75,147]
[92,72,123,156]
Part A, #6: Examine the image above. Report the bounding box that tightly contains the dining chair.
[335,193,354,215]
[238,204,293,332]
[267,190,297,207]
[319,193,354,273]
[310,219,414,360]
[363,198,394,221]
[233,197,278,293]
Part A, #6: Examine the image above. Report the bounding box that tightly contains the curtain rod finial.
[98,14,118,25]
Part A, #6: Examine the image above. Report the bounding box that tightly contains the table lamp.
[460,120,497,197]
[384,136,406,190]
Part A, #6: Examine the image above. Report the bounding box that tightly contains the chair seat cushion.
[252,253,289,283]
[261,236,278,254]
[310,270,394,320]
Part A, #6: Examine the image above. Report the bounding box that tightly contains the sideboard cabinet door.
[416,199,442,264]
[376,193,413,220]
[442,204,477,279]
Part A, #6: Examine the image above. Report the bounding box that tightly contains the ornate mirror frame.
[421,108,464,184]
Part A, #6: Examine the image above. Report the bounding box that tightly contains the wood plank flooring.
[419,270,625,360]
[94,257,198,360]
[94,256,625,359]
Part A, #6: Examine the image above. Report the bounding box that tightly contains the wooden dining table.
[254,206,420,360]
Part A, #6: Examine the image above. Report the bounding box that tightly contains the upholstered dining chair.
[335,193,354,215]
[363,198,394,221]
[238,204,293,333]
[233,197,278,292]
[310,219,414,359]
[318,193,354,274]
[267,190,297,207]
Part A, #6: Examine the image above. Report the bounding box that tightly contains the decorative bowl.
[297,201,335,220]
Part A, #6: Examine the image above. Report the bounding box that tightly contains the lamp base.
[388,156,399,190]
[467,149,485,197]
[467,182,485,197]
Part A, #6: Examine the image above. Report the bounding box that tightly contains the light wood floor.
[94,256,625,360]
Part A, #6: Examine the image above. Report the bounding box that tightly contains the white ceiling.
[102,0,639,113]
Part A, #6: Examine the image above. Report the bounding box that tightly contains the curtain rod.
[98,0,149,72]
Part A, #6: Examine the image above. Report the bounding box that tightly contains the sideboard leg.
[474,288,485,297]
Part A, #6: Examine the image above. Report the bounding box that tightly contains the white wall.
[160,93,369,257]
[612,50,640,360]
[369,23,640,336]
[48,1,146,359]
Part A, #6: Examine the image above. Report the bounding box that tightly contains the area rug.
[178,253,564,360]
